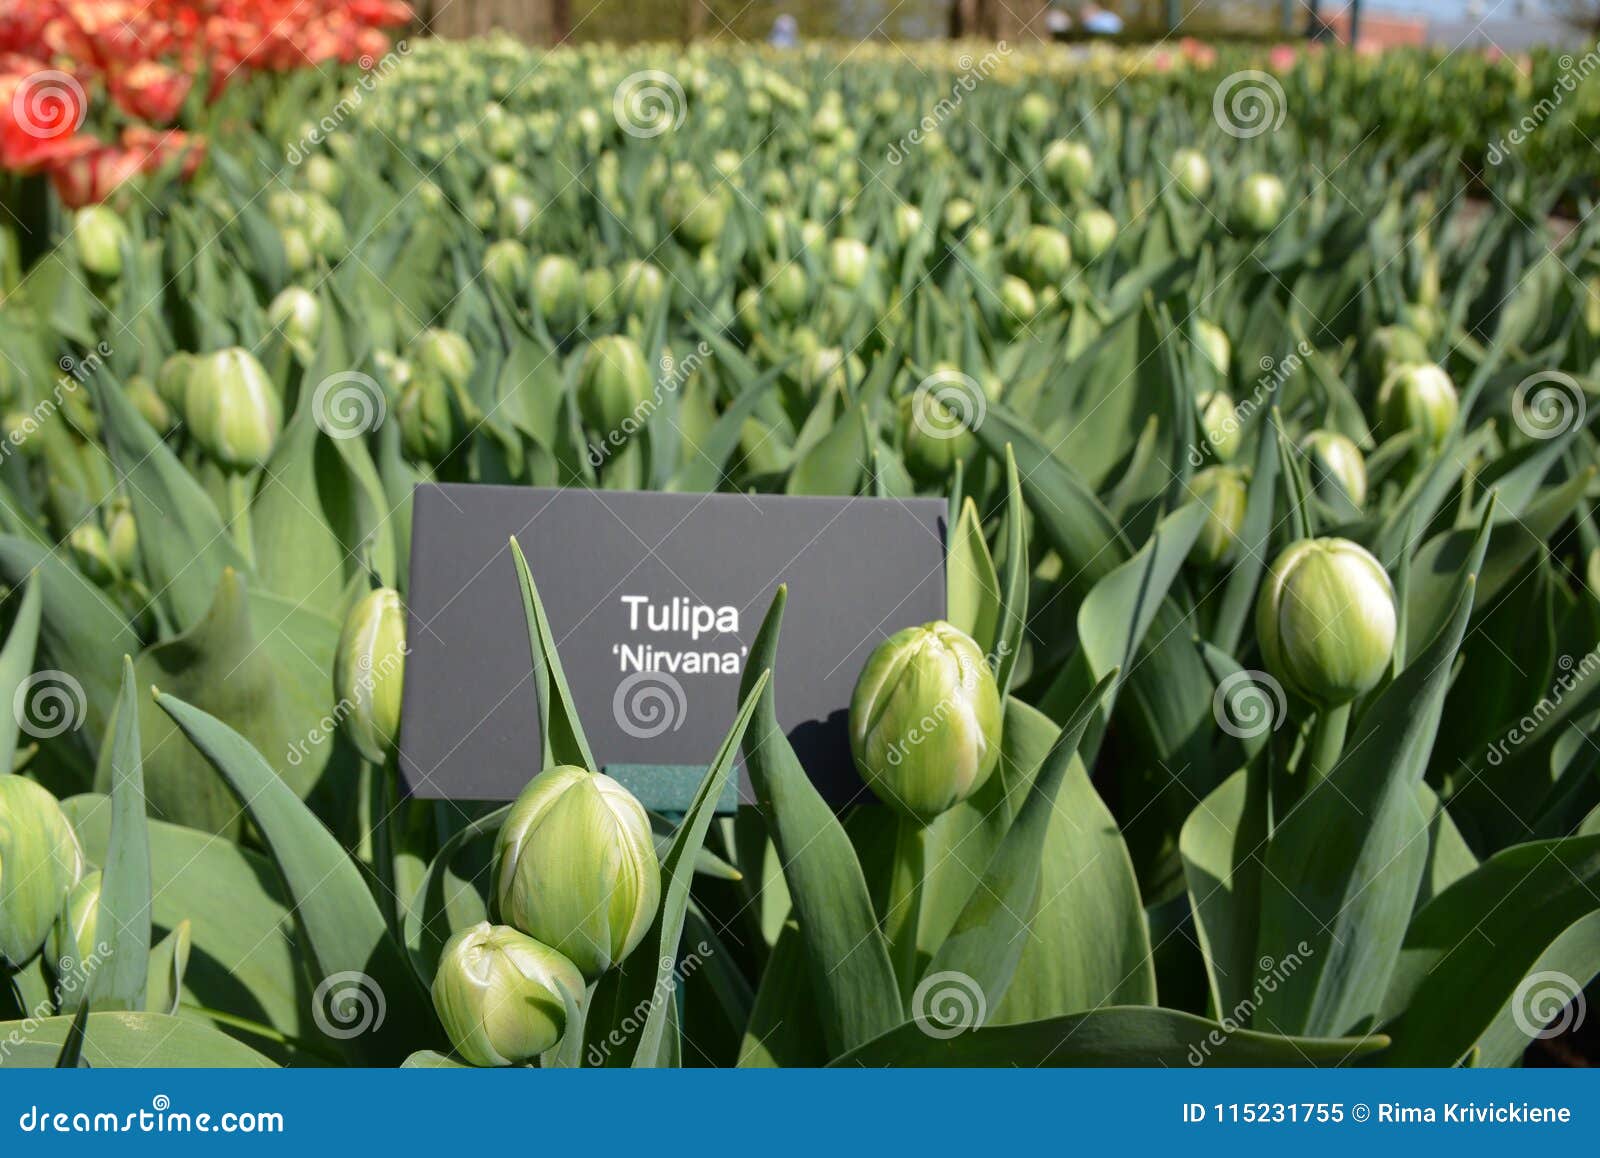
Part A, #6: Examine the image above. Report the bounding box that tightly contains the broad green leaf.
[1379,835,1600,1066]
[994,446,1028,698]
[0,1012,275,1068]
[926,671,1115,1014]
[155,692,434,1064]
[993,699,1156,1020]
[509,537,597,771]
[92,374,246,632]
[145,921,192,1017]
[90,657,151,1012]
[832,1006,1387,1067]
[736,922,826,1067]
[734,586,903,1056]
[250,404,347,618]
[403,805,509,985]
[787,402,868,496]
[0,578,41,773]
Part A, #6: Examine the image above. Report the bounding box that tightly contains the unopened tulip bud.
[47,870,101,1006]
[1009,225,1072,288]
[578,335,652,435]
[1072,207,1117,263]
[494,767,660,978]
[1378,362,1458,449]
[1192,320,1232,380]
[334,587,407,765]
[1256,538,1396,706]
[1171,148,1213,200]
[398,372,455,463]
[432,922,583,1066]
[184,348,283,471]
[1234,172,1287,233]
[849,621,1002,821]
[1043,138,1094,194]
[1198,390,1242,462]
[900,376,976,482]
[0,776,84,967]
[828,237,871,289]
[1364,324,1430,385]
[999,275,1038,333]
[267,287,322,360]
[483,239,530,299]
[1189,467,1249,569]
[74,207,128,279]
[1301,430,1368,508]
[411,329,475,393]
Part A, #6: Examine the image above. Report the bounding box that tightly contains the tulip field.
[2,2,1600,1072]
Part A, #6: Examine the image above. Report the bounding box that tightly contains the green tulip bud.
[899,378,977,483]
[431,922,583,1067]
[767,264,808,319]
[1257,537,1396,709]
[1234,173,1287,233]
[303,196,347,259]
[1072,207,1117,263]
[1191,320,1232,380]
[106,501,138,575]
[1364,325,1430,385]
[735,288,762,335]
[398,372,455,463]
[1009,225,1072,288]
[303,154,344,201]
[1198,390,1242,462]
[483,239,530,299]
[124,375,173,434]
[494,766,661,978]
[828,238,871,289]
[799,220,827,250]
[893,204,925,247]
[966,225,994,258]
[281,227,314,274]
[663,185,728,250]
[69,524,115,584]
[581,267,616,324]
[1171,148,1213,200]
[999,275,1038,333]
[74,207,128,279]
[1378,362,1458,449]
[578,335,653,435]
[1189,467,1249,569]
[533,255,583,331]
[411,328,476,392]
[800,347,863,398]
[47,870,101,1005]
[1016,92,1053,135]
[618,260,666,320]
[942,198,977,237]
[1043,138,1094,194]
[184,348,283,472]
[1301,430,1368,508]
[849,621,1002,821]
[267,287,322,360]
[0,775,84,967]
[334,587,407,766]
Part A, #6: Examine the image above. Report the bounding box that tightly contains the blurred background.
[414,0,1590,50]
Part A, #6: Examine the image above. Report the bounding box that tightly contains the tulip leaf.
[89,657,151,1013]
[0,536,135,761]
[154,691,434,1065]
[787,402,869,496]
[402,805,510,986]
[54,1000,91,1068]
[1213,417,1280,656]
[0,577,41,774]
[926,670,1116,1013]
[249,404,348,618]
[629,670,766,1066]
[735,586,905,1057]
[831,1006,1388,1067]
[1253,507,1492,1038]
[737,922,827,1067]
[145,920,192,1018]
[667,360,788,493]
[946,497,1000,653]
[63,795,307,1059]
[508,536,597,772]
[993,445,1028,699]
[0,1012,276,1068]
[92,374,246,633]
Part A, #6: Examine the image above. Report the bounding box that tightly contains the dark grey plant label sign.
[399,485,947,809]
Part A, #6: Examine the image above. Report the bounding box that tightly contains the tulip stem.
[1,964,24,1021]
[1303,702,1351,793]
[884,814,926,998]
[226,473,255,566]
